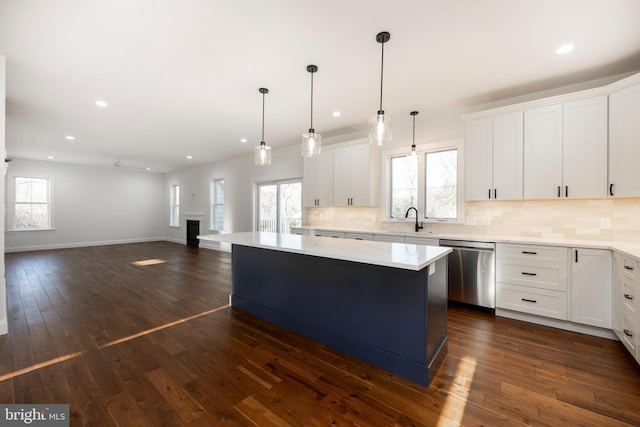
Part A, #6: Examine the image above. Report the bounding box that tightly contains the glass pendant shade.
[368,111,392,146]
[255,88,271,166]
[302,129,321,157]
[255,141,271,165]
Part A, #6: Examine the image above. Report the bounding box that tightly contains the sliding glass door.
[256,180,302,234]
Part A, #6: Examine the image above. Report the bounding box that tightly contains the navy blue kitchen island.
[199,232,451,386]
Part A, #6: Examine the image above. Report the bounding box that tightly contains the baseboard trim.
[5,237,165,253]
[496,308,617,340]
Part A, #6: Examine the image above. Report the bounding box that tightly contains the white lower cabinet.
[313,230,345,239]
[373,234,405,243]
[404,236,439,246]
[613,252,639,362]
[570,248,612,328]
[344,232,373,241]
[496,243,569,320]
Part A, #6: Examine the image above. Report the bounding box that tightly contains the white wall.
[164,144,303,245]
[5,159,164,252]
[1,56,7,334]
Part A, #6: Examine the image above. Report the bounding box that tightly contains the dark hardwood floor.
[2,241,639,426]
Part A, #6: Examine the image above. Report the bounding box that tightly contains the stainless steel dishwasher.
[439,239,495,311]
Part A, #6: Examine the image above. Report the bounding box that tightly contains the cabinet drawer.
[622,256,639,282]
[622,278,638,315]
[404,237,439,246]
[345,232,373,241]
[373,234,405,243]
[497,243,568,263]
[621,314,638,359]
[314,231,345,239]
[496,283,568,320]
[496,259,568,291]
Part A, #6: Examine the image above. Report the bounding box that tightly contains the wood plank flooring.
[2,241,639,426]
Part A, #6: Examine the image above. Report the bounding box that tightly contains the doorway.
[256,180,302,234]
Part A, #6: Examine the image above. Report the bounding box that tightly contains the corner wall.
[5,159,165,252]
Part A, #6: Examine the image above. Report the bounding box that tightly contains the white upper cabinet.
[562,96,608,199]
[609,82,640,198]
[524,96,607,199]
[465,112,523,201]
[333,144,379,207]
[524,104,563,199]
[302,151,334,207]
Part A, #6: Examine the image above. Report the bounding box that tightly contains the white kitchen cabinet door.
[609,82,640,198]
[333,144,375,207]
[302,151,334,207]
[524,104,563,199]
[465,117,493,201]
[562,96,608,199]
[492,112,523,200]
[570,248,612,328]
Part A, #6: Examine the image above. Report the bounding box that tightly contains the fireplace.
[186,220,200,247]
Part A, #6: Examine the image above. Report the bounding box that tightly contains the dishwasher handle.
[439,240,495,251]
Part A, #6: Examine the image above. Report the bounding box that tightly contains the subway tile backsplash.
[304,198,640,242]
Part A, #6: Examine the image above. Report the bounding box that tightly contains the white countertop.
[198,231,451,271]
[292,226,640,260]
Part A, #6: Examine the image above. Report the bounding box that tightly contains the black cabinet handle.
[522,298,537,303]
[624,293,634,300]
[624,329,633,338]
[488,189,491,199]
[521,272,537,276]
[557,186,561,198]
[575,250,578,263]
[610,183,614,196]
[522,251,537,255]
[565,186,568,198]
[494,188,497,199]
[624,265,635,271]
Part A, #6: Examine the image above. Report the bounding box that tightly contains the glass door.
[257,180,302,233]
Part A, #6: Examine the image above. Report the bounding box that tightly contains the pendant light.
[368,31,392,147]
[302,65,321,157]
[409,111,418,158]
[255,88,271,165]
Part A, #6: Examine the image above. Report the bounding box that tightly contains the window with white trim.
[14,176,51,229]
[387,142,461,222]
[170,185,180,227]
[211,178,225,230]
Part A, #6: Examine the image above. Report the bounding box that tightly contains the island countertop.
[198,231,451,271]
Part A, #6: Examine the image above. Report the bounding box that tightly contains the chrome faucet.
[405,207,424,232]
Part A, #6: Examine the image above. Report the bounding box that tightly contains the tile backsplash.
[304,198,640,242]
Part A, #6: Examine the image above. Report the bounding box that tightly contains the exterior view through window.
[390,155,419,218]
[170,185,180,227]
[211,179,225,230]
[425,149,457,219]
[15,176,50,229]
[257,180,302,234]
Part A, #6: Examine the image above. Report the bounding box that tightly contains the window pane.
[425,149,457,219]
[215,180,224,204]
[258,184,277,232]
[390,156,418,218]
[279,182,301,233]
[214,206,224,230]
[15,203,48,228]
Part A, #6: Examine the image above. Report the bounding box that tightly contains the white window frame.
[381,138,464,224]
[8,174,54,231]
[170,184,180,227]
[210,178,225,231]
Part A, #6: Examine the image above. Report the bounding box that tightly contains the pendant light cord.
[379,41,385,112]
[412,114,416,143]
[261,91,265,142]
[310,71,314,130]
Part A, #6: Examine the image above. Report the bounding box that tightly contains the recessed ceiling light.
[186,155,193,159]
[146,167,151,171]
[240,138,248,143]
[47,156,55,160]
[95,100,108,108]
[556,44,574,55]
[332,111,341,117]
[65,135,75,141]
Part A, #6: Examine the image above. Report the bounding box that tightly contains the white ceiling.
[1,0,640,173]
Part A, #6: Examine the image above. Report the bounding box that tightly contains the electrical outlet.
[600,218,611,229]
[482,217,490,226]
[467,216,477,225]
